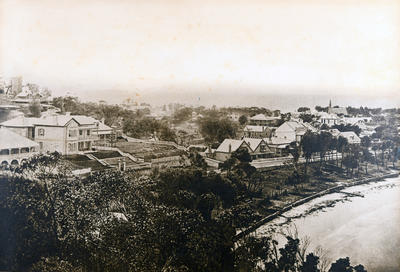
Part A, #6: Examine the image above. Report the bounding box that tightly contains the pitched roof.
[280,120,317,133]
[284,121,303,130]
[1,116,39,127]
[216,139,249,153]
[97,122,112,131]
[250,114,279,121]
[244,125,266,132]
[242,138,264,151]
[0,127,39,149]
[338,131,361,143]
[339,131,360,139]
[1,114,98,127]
[265,137,291,145]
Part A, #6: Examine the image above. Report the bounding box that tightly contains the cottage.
[214,139,252,162]
[273,120,316,143]
[242,138,273,159]
[243,125,272,138]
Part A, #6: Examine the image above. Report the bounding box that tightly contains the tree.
[336,136,348,168]
[299,114,315,123]
[199,117,237,145]
[371,144,380,170]
[239,115,248,126]
[189,152,207,169]
[297,107,310,112]
[315,106,328,113]
[328,257,365,272]
[173,107,193,124]
[316,132,333,172]
[301,132,318,176]
[159,125,176,142]
[29,99,42,117]
[300,253,320,272]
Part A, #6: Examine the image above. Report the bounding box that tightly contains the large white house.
[1,114,112,155]
[0,127,39,168]
[273,120,316,143]
[318,112,341,126]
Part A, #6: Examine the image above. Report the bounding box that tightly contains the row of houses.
[211,119,361,162]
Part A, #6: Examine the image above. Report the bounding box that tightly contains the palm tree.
[336,136,348,169]
[301,132,317,176]
[371,144,380,170]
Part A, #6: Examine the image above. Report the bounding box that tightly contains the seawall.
[234,171,399,241]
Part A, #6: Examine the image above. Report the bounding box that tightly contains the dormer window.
[38,128,45,136]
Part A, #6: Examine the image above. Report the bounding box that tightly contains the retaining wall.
[234,171,399,241]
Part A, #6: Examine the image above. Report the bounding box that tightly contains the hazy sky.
[1,0,399,108]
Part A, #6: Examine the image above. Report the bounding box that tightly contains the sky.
[1,0,399,110]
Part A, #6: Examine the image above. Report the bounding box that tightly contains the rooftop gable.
[1,114,98,128]
[250,114,279,121]
[242,138,265,151]
[216,139,250,153]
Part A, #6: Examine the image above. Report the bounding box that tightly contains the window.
[21,147,30,153]
[69,130,77,137]
[87,130,91,136]
[38,128,45,136]
[79,130,83,136]
[0,149,10,155]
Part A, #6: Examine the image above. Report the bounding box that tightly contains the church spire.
[329,99,332,108]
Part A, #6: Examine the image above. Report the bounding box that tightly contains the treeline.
[0,153,366,272]
[314,105,398,117]
[299,131,399,179]
[52,96,177,142]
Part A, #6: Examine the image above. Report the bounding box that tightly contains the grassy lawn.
[89,151,121,159]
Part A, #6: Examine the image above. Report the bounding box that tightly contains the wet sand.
[255,177,400,272]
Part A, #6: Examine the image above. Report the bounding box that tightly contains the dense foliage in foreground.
[0,153,366,271]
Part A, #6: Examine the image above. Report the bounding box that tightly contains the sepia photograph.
[0,0,399,271]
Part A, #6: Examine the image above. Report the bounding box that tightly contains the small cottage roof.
[216,139,249,153]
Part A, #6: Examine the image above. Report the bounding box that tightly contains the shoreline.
[234,170,399,241]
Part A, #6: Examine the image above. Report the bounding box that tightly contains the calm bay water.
[255,177,400,272]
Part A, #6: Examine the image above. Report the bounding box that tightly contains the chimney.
[228,143,232,153]
[65,112,71,116]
